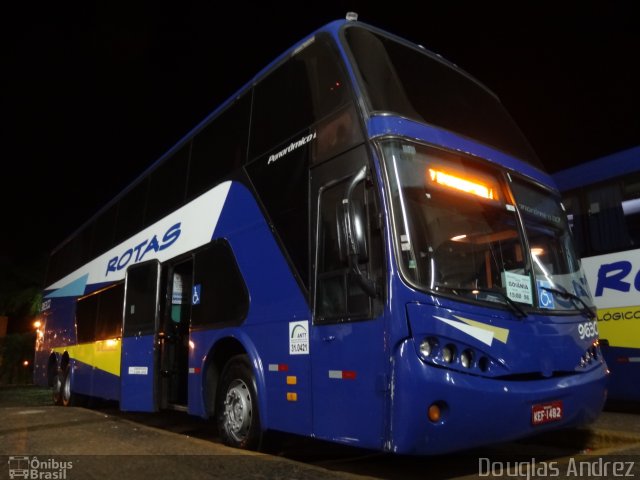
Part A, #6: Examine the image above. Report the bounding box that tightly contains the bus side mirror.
[336,199,368,264]
[337,166,376,298]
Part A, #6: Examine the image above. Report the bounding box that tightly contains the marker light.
[428,403,441,422]
[428,168,498,200]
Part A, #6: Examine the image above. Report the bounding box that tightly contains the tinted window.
[246,142,309,288]
[623,176,640,247]
[249,34,350,159]
[191,241,248,328]
[91,204,117,258]
[316,180,369,320]
[564,173,640,256]
[76,293,98,344]
[95,283,124,340]
[560,194,586,257]
[76,283,124,343]
[345,27,540,166]
[46,244,67,287]
[114,179,148,246]
[45,251,60,287]
[123,261,159,337]
[187,94,250,200]
[145,144,189,226]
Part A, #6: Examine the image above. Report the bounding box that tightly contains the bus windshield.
[381,140,593,312]
[344,25,542,168]
[510,178,594,311]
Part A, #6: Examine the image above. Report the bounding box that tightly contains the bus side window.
[622,175,640,247]
[146,144,189,227]
[316,180,370,322]
[587,183,630,253]
[561,194,586,257]
[76,283,124,343]
[191,241,249,329]
[187,93,250,201]
[114,179,149,247]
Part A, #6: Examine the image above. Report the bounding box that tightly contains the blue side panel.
[90,367,120,401]
[66,358,119,401]
[45,274,88,298]
[33,350,51,387]
[44,297,77,348]
[367,115,553,187]
[70,358,93,397]
[120,335,156,411]
[602,345,640,402]
[188,182,312,436]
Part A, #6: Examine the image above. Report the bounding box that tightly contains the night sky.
[2,2,639,279]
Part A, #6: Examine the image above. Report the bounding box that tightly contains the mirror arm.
[350,260,377,298]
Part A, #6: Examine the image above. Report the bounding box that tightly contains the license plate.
[531,400,563,425]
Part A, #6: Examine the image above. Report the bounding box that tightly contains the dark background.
[2,2,639,324]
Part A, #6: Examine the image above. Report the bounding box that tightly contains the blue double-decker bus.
[34,14,607,455]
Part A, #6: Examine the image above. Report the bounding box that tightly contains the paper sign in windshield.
[502,271,533,305]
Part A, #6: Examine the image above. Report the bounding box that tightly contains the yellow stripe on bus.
[597,306,640,350]
[53,338,121,377]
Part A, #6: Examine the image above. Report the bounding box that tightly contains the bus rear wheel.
[60,364,83,407]
[215,355,262,450]
[52,368,63,406]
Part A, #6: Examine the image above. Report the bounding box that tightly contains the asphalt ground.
[2,385,640,480]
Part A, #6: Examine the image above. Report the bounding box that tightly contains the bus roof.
[552,145,640,191]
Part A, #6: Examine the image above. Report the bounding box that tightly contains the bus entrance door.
[310,147,386,449]
[120,260,161,411]
[158,259,192,409]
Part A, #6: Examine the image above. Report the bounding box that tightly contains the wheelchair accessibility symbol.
[192,284,201,305]
[538,282,555,309]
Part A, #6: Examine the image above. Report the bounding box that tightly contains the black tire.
[215,355,262,450]
[60,364,84,407]
[52,367,63,406]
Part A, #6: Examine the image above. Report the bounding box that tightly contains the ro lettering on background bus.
[34,12,607,455]
[554,146,640,402]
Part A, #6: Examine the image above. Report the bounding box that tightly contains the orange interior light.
[428,168,497,200]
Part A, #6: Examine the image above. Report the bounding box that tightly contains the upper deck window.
[344,26,541,167]
[249,34,352,160]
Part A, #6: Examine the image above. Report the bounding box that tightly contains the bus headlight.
[442,344,456,364]
[419,337,437,358]
[460,349,473,368]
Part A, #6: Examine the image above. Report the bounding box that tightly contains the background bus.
[553,145,640,402]
[34,14,607,455]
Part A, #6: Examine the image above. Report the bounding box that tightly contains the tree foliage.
[0,254,46,317]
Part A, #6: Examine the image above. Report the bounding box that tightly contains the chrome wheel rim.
[53,374,62,400]
[223,379,252,442]
[62,370,71,403]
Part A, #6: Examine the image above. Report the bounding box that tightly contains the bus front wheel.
[215,355,262,450]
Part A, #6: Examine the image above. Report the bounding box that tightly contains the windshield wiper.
[540,286,596,319]
[433,284,528,318]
